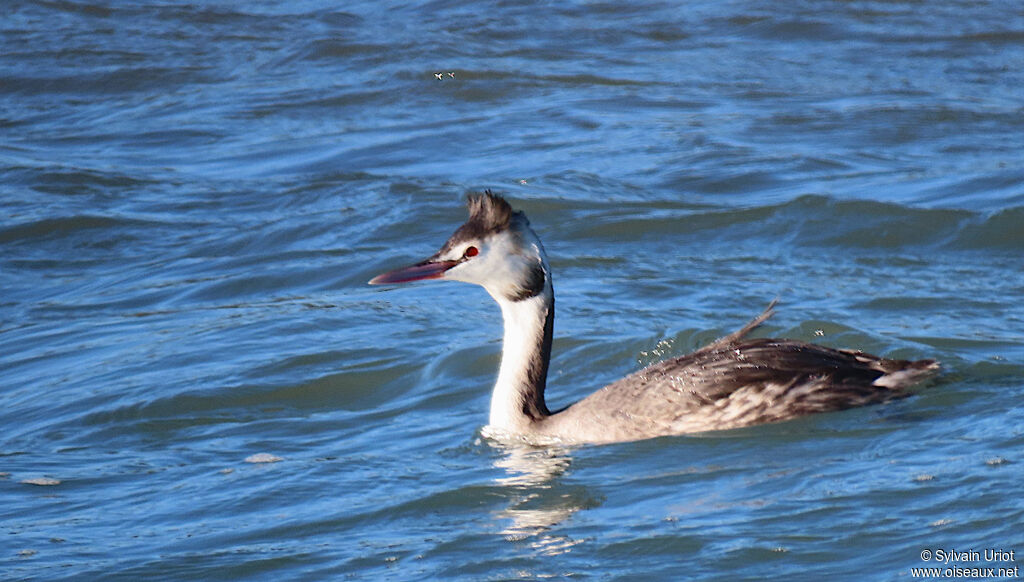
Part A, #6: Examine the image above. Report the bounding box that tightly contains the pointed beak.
[368,258,459,285]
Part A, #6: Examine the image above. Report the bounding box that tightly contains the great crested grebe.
[369,191,939,444]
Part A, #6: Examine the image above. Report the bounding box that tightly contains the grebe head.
[369,191,549,304]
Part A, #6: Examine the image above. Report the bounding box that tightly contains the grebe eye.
[464,246,479,258]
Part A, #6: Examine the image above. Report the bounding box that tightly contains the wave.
[563,194,1023,252]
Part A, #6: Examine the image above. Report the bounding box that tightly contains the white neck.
[487,283,554,432]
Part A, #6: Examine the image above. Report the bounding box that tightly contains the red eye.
[464,246,478,258]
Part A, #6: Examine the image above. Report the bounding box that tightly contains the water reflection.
[489,442,589,555]
[492,442,572,487]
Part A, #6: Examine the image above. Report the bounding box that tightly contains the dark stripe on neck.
[520,292,554,420]
[506,261,547,302]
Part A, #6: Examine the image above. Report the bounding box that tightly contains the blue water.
[2,0,1023,580]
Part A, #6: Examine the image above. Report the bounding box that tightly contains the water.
[2,0,1023,579]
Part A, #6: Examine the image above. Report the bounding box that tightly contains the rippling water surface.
[2,0,1023,580]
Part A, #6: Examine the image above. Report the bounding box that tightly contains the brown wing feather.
[558,304,938,440]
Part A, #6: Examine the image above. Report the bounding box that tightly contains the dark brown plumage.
[555,302,938,441]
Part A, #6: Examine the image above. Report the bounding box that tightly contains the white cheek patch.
[439,230,549,302]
